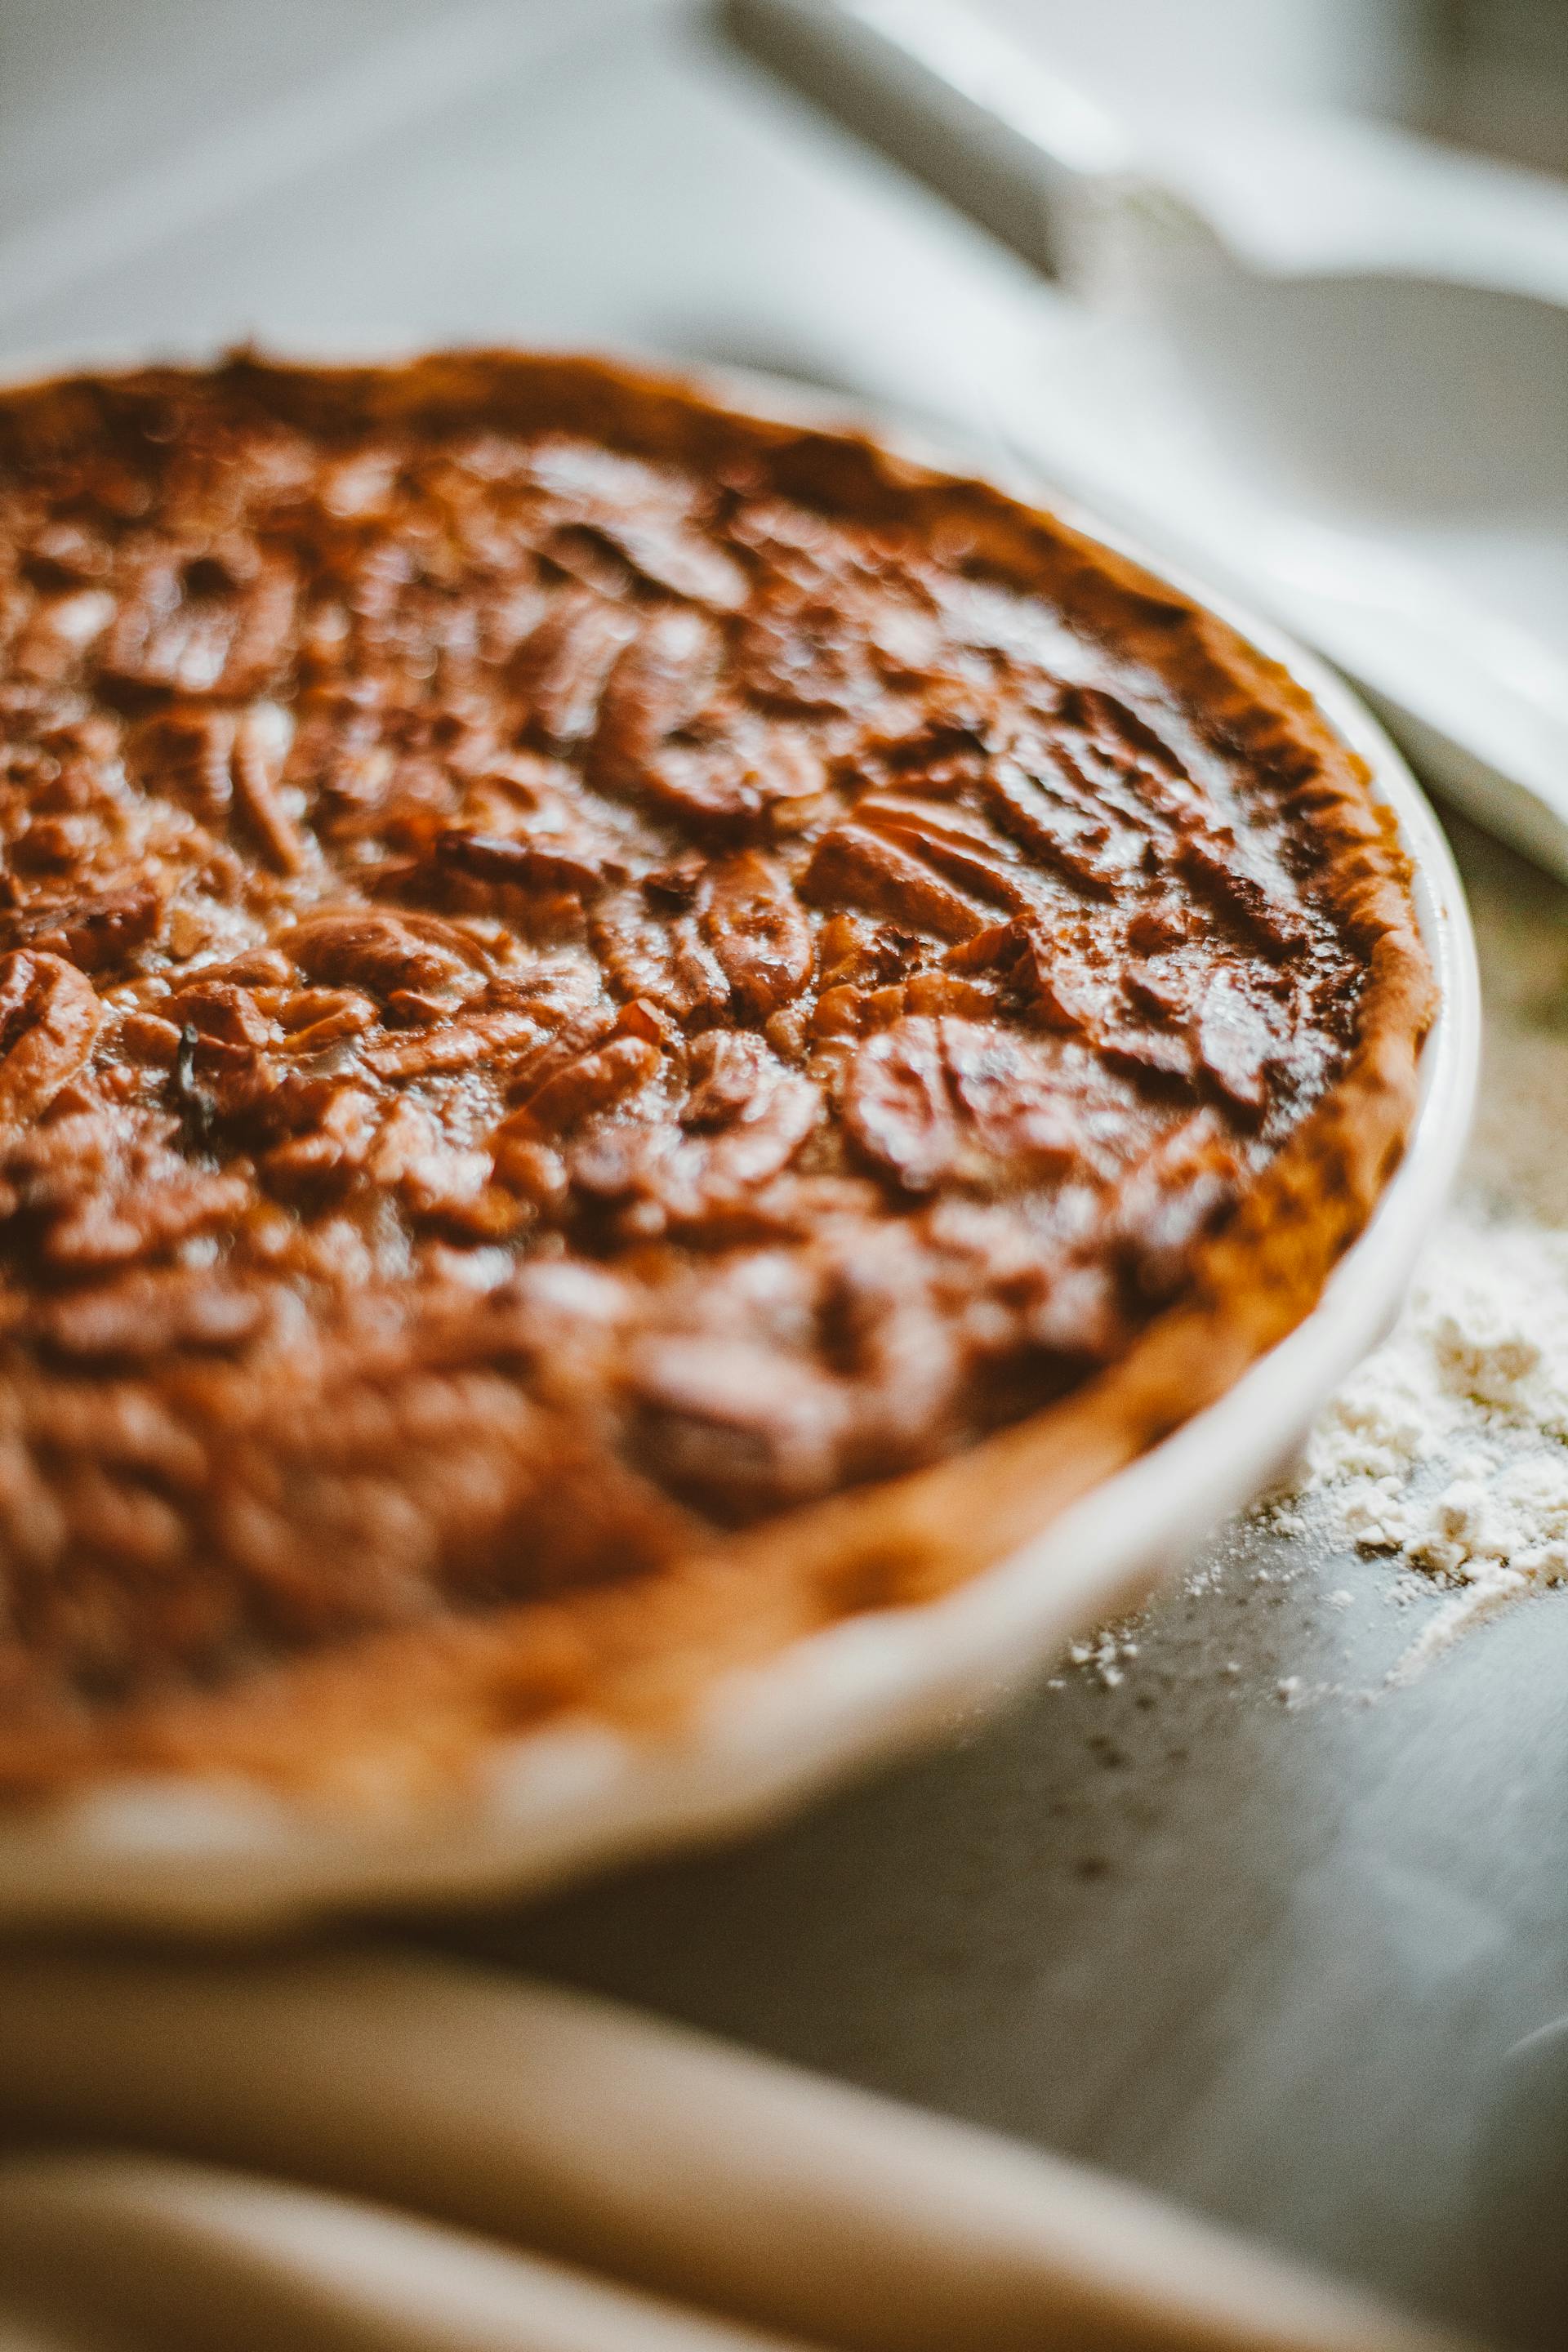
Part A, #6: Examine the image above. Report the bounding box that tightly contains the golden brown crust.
[0,351,1433,1802]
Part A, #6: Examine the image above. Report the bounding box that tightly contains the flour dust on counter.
[1268,1209,1568,1677]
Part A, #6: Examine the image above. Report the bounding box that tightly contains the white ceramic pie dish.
[0,359,1480,1934]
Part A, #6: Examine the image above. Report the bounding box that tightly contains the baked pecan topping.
[0,356,1414,1768]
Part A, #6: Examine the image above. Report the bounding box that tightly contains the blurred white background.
[6,0,1567,211]
[979,0,1427,114]
[2,0,1566,399]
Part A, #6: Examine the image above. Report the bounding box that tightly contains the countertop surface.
[5,6,1568,2345]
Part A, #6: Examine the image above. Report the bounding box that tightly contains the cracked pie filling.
[0,355,1432,1797]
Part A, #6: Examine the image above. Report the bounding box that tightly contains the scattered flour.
[1066,1628,1141,1689]
[1282,1211,1568,1673]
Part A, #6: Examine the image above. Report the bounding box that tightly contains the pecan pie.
[0,354,1432,1801]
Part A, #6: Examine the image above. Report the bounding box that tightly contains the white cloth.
[0,1950,1479,2352]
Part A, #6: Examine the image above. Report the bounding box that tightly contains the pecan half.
[702,850,813,1018]
[232,703,308,875]
[589,887,731,1022]
[802,822,990,942]
[844,1015,1095,1192]
[282,909,472,998]
[7,882,163,975]
[29,1268,267,1364]
[510,590,638,748]
[434,829,617,899]
[592,607,723,795]
[506,1032,662,1137]
[0,951,102,1133]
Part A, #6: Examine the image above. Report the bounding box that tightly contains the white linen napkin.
[0,2149,820,2352]
[0,1950,1481,2352]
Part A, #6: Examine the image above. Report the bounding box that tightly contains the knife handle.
[724,0,1132,279]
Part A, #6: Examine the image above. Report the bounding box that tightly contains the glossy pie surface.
[0,357,1432,1793]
